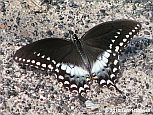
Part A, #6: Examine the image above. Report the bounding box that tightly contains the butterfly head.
[68,30,79,41]
[72,34,79,41]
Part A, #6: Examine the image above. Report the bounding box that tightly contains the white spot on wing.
[117,32,120,34]
[58,75,64,80]
[47,57,50,61]
[94,60,104,70]
[15,57,18,60]
[41,55,45,58]
[114,60,118,65]
[135,26,138,30]
[84,84,89,89]
[19,58,22,61]
[66,66,71,74]
[61,63,88,76]
[70,84,77,89]
[103,56,108,63]
[37,53,40,56]
[55,69,59,73]
[106,50,112,53]
[132,29,135,32]
[22,59,25,62]
[92,59,106,74]
[137,24,140,27]
[79,87,84,93]
[73,65,88,76]
[94,52,110,74]
[129,32,132,35]
[52,60,56,64]
[36,62,41,65]
[113,53,116,56]
[107,80,113,85]
[64,81,70,85]
[61,64,67,70]
[109,44,112,49]
[48,64,53,70]
[100,79,106,85]
[113,68,118,72]
[114,36,118,38]
[119,42,123,46]
[112,39,115,43]
[69,64,74,68]
[125,35,129,38]
[56,63,60,67]
[42,64,46,68]
[70,67,75,76]
[110,74,115,79]
[97,53,109,63]
[115,46,120,52]
[103,51,110,58]
[27,59,30,63]
[31,60,35,63]
[123,38,127,42]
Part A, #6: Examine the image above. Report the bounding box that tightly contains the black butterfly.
[13,19,141,94]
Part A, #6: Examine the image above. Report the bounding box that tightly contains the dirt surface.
[0,0,153,115]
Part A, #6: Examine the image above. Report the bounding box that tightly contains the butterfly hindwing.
[55,63,90,94]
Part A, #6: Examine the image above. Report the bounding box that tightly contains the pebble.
[144,30,150,35]
[46,30,53,36]
[0,1,5,12]
[68,1,79,8]
[85,100,98,111]
[123,37,152,55]
[148,10,153,21]
[63,32,69,38]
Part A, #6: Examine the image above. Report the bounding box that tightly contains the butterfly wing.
[81,19,141,91]
[82,19,141,57]
[14,38,90,94]
[14,38,82,66]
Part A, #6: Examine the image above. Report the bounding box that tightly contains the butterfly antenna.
[113,85,123,94]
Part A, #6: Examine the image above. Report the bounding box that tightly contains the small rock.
[16,17,20,25]
[0,1,5,12]
[46,30,53,36]
[59,15,64,20]
[144,30,150,35]
[68,1,79,8]
[148,11,153,18]
[85,100,98,111]
[63,32,69,38]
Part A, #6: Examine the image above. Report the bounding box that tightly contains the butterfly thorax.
[72,34,92,75]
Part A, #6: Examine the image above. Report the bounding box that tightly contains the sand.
[0,0,153,115]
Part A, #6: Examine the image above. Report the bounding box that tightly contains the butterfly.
[13,19,141,95]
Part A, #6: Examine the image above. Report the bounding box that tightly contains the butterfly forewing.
[82,20,141,52]
[14,38,84,66]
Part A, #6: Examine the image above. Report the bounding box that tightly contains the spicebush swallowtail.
[13,19,141,94]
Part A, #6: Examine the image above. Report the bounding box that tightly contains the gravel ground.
[0,0,153,115]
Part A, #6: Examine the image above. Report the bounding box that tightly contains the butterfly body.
[14,19,141,94]
[72,34,92,74]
